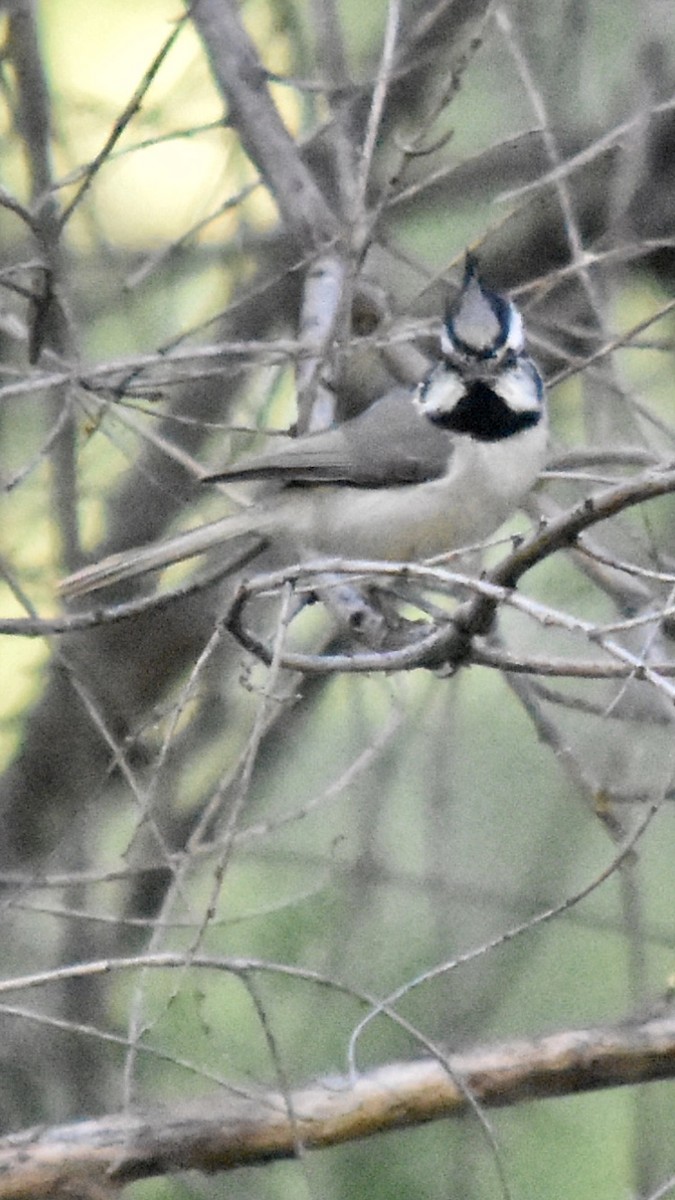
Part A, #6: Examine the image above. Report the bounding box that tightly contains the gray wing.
[202,388,453,488]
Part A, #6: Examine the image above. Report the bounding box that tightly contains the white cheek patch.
[414,366,466,419]
[492,359,542,413]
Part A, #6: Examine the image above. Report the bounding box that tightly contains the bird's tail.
[59,508,267,600]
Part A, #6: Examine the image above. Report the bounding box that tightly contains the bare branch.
[215,459,675,675]
[0,1012,673,1196]
[190,0,340,247]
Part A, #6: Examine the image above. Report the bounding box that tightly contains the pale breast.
[288,422,548,562]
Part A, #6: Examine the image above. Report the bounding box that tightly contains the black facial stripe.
[485,288,510,329]
[425,379,541,442]
[446,332,506,360]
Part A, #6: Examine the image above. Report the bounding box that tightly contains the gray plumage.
[204,389,452,488]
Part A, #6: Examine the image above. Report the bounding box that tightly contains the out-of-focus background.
[1,1,675,1197]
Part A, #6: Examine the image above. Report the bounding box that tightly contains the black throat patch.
[426,379,540,442]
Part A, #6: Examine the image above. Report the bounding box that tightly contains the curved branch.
[221,461,675,673]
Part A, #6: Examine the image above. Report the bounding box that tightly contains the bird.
[59,254,547,600]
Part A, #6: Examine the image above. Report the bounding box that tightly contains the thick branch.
[190,0,340,247]
[0,1013,673,1196]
